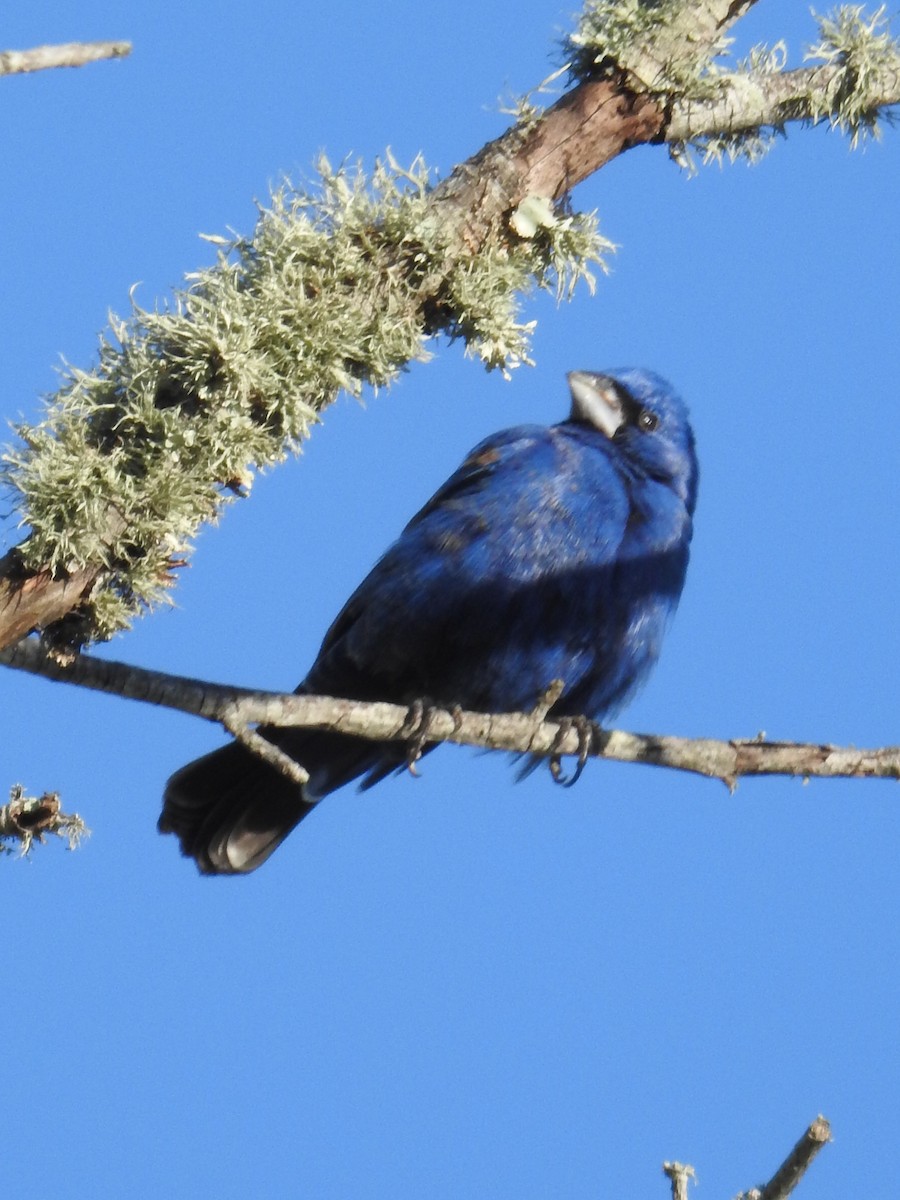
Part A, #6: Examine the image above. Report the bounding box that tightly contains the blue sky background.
[2,2,898,1197]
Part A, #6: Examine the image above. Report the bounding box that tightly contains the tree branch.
[0,784,88,856]
[3,639,898,788]
[0,40,131,77]
[662,1161,696,1200]
[1,3,898,652]
[661,1116,831,1199]
[736,1116,832,1200]
[567,0,759,94]
[666,62,900,146]
[0,552,99,649]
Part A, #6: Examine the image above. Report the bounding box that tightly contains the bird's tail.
[159,727,385,875]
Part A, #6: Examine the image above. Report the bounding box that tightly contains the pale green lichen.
[672,45,791,170]
[568,1,898,169]
[13,2,891,648]
[2,152,609,642]
[806,5,899,144]
[446,203,610,371]
[675,6,899,168]
[565,0,733,96]
[0,784,89,858]
[566,0,680,83]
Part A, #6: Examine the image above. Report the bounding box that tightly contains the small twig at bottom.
[663,1161,696,1200]
[737,1116,832,1200]
[0,784,89,856]
[222,719,310,787]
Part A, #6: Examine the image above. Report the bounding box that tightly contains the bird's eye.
[637,409,658,432]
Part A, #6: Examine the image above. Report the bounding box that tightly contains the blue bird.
[160,368,698,874]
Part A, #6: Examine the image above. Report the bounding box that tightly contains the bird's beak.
[567,372,625,439]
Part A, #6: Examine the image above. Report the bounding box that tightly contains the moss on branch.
[1,154,608,643]
[1,2,897,649]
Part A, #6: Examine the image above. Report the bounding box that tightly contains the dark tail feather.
[159,728,385,875]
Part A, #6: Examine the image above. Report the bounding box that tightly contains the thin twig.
[0,40,131,77]
[223,719,310,786]
[3,638,898,787]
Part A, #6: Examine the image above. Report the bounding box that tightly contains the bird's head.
[567,368,698,512]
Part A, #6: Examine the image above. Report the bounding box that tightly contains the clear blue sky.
[2,3,898,1197]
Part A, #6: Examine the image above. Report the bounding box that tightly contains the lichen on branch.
[1,1,897,654]
[1,153,608,644]
[565,1,899,166]
[806,5,900,143]
[565,0,740,95]
[0,784,89,857]
[677,7,900,165]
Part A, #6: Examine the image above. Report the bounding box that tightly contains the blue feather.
[161,368,698,873]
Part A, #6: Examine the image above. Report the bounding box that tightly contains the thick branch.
[3,640,898,787]
[0,67,666,652]
[0,40,131,76]
[572,0,759,94]
[422,4,768,245]
[0,552,99,647]
[429,76,663,237]
[2,3,898,651]
[642,0,758,61]
[0,8,767,653]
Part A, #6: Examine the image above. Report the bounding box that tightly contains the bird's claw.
[399,698,438,775]
[548,716,597,787]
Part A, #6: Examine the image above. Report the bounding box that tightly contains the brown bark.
[0,551,99,649]
[432,77,664,235]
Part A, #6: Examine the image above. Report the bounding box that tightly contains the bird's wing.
[402,425,545,527]
[305,425,631,713]
[310,426,550,664]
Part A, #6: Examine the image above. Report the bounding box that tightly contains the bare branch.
[3,639,898,788]
[662,1161,696,1200]
[0,40,131,77]
[223,719,311,787]
[737,1116,832,1200]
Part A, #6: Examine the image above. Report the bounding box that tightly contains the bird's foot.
[399,698,441,775]
[549,716,597,788]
